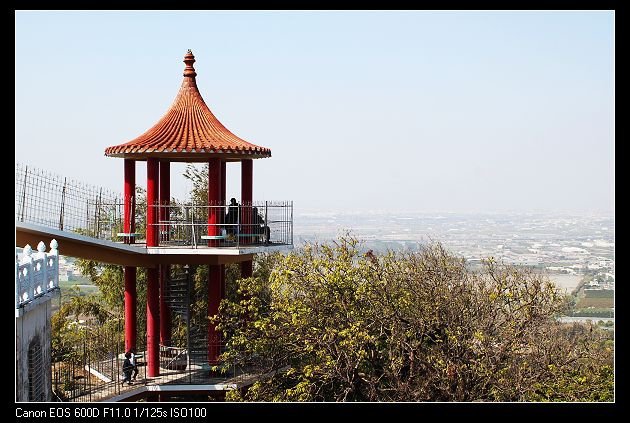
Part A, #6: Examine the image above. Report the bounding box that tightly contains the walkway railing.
[150,202,293,248]
[16,163,293,250]
[15,163,123,240]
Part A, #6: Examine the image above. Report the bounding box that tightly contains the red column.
[146,158,159,247]
[124,267,137,351]
[124,159,136,244]
[241,160,254,277]
[221,160,226,236]
[159,161,170,242]
[123,159,137,352]
[221,161,226,205]
[146,158,160,376]
[159,162,171,346]
[147,267,160,377]
[208,264,222,364]
[207,159,222,247]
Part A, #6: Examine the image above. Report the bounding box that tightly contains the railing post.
[59,177,67,230]
[20,165,28,222]
[96,188,102,238]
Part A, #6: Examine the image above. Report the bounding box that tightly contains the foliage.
[217,236,614,402]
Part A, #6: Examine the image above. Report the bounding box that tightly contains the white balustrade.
[15,239,59,308]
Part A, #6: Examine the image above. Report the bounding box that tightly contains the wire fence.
[15,163,123,240]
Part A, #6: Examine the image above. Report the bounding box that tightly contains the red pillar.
[124,267,137,351]
[221,160,226,236]
[207,159,222,247]
[123,159,137,352]
[146,158,159,247]
[241,160,253,244]
[146,158,160,376]
[159,161,170,242]
[221,160,226,206]
[147,267,160,377]
[159,162,171,346]
[123,159,136,244]
[208,264,222,364]
[241,160,253,275]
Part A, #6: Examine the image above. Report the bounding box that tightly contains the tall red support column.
[241,159,253,243]
[207,158,223,364]
[159,162,171,346]
[207,159,222,247]
[147,267,160,377]
[159,161,170,242]
[123,159,137,352]
[221,161,226,206]
[124,159,136,244]
[146,158,159,247]
[221,160,226,236]
[146,158,160,376]
[208,264,222,364]
[241,159,253,275]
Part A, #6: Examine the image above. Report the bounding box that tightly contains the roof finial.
[183,49,197,78]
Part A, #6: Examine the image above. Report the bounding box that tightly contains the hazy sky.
[15,11,614,214]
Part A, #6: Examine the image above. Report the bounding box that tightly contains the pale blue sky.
[15,11,614,214]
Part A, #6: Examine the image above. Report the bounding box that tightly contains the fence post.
[20,165,28,222]
[265,201,269,244]
[59,177,67,230]
[96,188,102,238]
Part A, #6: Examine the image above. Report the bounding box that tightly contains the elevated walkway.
[17,221,291,267]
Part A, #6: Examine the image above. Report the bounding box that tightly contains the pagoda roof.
[104,50,271,162]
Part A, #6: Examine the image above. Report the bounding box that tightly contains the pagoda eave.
[104,151,271,162]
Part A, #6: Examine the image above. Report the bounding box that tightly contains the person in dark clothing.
[225,198,240,237]
[130,349,139,381]
[252,206,270,244]
[122,352,134,385]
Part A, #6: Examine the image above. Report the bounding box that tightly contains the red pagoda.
[105,50,291,378]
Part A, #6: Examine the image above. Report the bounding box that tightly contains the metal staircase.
[162,270,209,370]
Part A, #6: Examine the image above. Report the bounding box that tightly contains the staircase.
[162,271,209,369]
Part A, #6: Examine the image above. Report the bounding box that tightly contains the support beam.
[123,159,136,245]
[147,267,160,377]
[146,158,159,247]
[207,264,222,365]
[124,266,137,352]
[207,159,222,247]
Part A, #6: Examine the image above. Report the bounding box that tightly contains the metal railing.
[150,201,293,248]
[16,163,293,250]
[15,163,123,240]
[52,319,147,402]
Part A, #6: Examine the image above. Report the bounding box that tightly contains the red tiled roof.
[105,50,271,161]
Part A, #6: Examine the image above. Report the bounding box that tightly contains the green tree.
[218,236,613,402]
